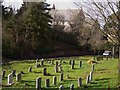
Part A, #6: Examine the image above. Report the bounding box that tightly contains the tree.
[74,0,120,74]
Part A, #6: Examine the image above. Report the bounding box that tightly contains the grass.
[2,56,118,90]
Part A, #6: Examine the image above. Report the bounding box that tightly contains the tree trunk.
[112,46,115,59]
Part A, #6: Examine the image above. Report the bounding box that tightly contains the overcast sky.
[2,0,78,10]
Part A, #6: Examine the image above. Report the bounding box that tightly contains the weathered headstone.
[60,60,62,64]
[66,74,69,79]
[78,78,82,87]
[89,71,93,81]
[2,70,5,77]
[59,85,64,90]
[60,73,63,81]
[79,61,82,68]
[8,74,13,85]
[16,73,21,82]
[69,60,72,65]
[72,60,75,65]
[51,60,54,65]
[53,76,57,85]
[59,65,63,72]
[70,84,74,90]
[43,67,47,76]
[92,64,94,71]
[36,77,41,90]
[54,65,58,73]
[12,70,16,76]
[28,67,32,72]
[41,61,44,66]
[71,63,74,69]
[45,78,50,88]
[56,61,58,66]
[86,75,90,84]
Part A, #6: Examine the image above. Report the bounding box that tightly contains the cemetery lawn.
[2,56,118,90]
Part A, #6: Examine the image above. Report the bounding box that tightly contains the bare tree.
[74,0,120,74]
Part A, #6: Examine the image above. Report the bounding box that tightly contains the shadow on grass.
[95,77,110,81]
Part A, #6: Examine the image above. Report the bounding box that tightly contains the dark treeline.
[2,2,112,60]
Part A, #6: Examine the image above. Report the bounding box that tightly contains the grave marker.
[53,76,57,85]
[16,73,21,82]
[8,74,13,85]
[43,67,47,76]
[45,78,50,88]
[59,85,64,90]
[70,84,74,90]
[78,78,82,87]
[36,77,41,90]
[60,73,63,81]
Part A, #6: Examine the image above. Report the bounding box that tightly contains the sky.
[2,0,78,10]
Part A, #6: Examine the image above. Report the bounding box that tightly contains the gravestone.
[60,60,62,64]
[71,63,74,69]
[89,71,93,81]
[92,64,94,71]
[72,60,75,65]
[54,65,58,73]
[86,75,90,84]
[69,60,72,65]
[43,68,47,76]
[35,59,39,68]
[56,61,58,66]
[36,77,41,90]
[70,84,74,90]
[79,61,82,68]
[51,60,54,65]
[53,76,57,85]
[41,61,44,66]
[59,85,64,90]
[28,67,32,72]
[59,65,63,72]
[2,70,5,77]
[78,78,82,87]
[16,73,21,82]
[60,73,63,81]
[66,74,69,79]
[45,78,50,88]
[8,74,13,85]
[12,70,16,76]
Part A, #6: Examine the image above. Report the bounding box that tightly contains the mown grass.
[2,56,118,90]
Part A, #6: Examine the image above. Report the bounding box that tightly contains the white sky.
[2,0,77,10]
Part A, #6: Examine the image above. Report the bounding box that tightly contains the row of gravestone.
[2,59,95,87]
[36,76,82,90]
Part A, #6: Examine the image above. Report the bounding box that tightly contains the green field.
[2,56,118,90]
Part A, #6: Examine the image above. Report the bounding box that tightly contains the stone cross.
[79,61,82,68]
[28,67,32,72]
[36,77,41,90]
[8,74,13,85]
[53,76,57,85]
[43,67,47,76]
[60,73,63,81]
[45,78,50,88]
[2,70,5,77]
[78,78,82,87]
[59,85,64,90]
[86,75,90,84]
[16,73,21,82]
[70,84,74,90]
